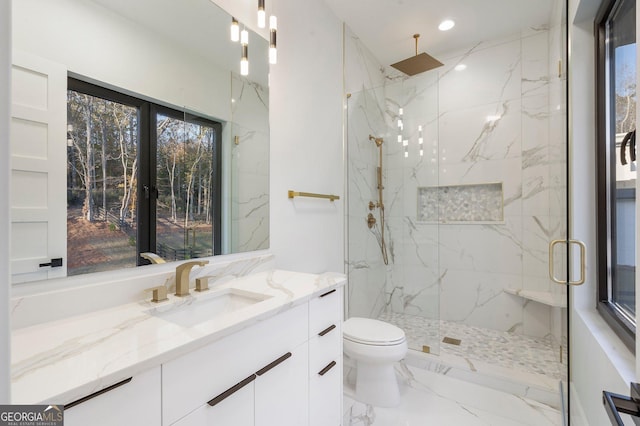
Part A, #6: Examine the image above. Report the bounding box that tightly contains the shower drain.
[442,336,462,346]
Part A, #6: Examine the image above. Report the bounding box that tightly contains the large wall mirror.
[10,0,269,284]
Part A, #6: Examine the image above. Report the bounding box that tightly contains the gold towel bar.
[288,190,340,202]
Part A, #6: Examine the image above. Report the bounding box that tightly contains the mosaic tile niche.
[417,183,504,223]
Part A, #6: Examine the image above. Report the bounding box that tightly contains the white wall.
[569,0,636,423]
[0,0,11,405]
[269,0,344,273]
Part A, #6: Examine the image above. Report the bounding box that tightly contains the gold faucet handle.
[195,277,210,292]
[146,285,168,303]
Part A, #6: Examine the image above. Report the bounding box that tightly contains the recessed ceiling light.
[454,64,467,71]
[439,19,455,31]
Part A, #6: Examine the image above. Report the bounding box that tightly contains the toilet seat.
[343,317,406,346]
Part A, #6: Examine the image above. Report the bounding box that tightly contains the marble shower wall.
[229,73,269,253]
[345,14,567,342]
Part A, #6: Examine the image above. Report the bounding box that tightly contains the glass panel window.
[66,79,222,275]
[610,5,637,318]
[155,112,218,261]
[597,0,636,346]
[66,90,139,275]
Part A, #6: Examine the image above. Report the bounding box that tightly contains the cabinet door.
[308,287,343,426]
[64,367,161,426]
[255,343,308,426]
[10,52,67,283]
[163,303,308,425]
[171,379,254,426]
[309,357,342,426]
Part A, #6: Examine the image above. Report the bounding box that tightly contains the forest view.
[67,90,216,276]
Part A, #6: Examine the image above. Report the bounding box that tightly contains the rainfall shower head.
[369,135,384,147]
[390,34,443,76]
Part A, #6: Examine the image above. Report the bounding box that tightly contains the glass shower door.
[344,56,441,356]
[344,0,573,420]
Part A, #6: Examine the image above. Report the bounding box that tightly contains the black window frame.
[595,0,636,352]
[67,77,223,267]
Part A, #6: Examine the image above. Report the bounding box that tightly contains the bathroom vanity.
[11,270,344,426]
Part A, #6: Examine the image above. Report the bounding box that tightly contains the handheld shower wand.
[368,135,389,265]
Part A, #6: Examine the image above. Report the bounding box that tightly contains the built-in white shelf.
[504,288,567,308]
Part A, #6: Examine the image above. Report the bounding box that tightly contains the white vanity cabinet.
[309,287,343,426]
[163,303,310,426]
[64,366,161,426]
[254,342,309,426]
[169,379,255,426]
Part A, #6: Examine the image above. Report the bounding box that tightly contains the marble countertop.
[11,269,346,405]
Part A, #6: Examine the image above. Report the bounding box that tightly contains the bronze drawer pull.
[319,289,336,298]
[207,374,256,407]
[318,361,337,376]
[318,324,336,337]
[256,352,292,376]
[64,377,132,410]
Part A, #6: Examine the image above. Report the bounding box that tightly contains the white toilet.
[343,317,408,407]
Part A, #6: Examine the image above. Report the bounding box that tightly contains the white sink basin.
[149,288,272,327]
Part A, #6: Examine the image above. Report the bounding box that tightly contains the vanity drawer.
[309,355,342,426]
[64,366,161,426]
[309,322,341,372]
[309,287,342,336]
[162,303,308,426]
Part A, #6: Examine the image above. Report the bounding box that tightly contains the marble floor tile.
[343,364,563,426]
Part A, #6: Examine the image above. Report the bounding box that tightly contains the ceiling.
[323,0,556,67]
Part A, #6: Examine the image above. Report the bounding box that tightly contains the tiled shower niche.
[417,183,504,223]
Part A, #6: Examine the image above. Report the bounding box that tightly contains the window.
[596,0,637,349]
[66,79,222,275]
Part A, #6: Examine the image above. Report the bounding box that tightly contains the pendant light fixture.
[230,17,239,42]
[258,0,266,28]
[269,15,277,64]
[240,29,249,76]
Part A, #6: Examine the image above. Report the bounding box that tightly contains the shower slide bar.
[288,190,340,202]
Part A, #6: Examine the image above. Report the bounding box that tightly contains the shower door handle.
[549,239,586,286]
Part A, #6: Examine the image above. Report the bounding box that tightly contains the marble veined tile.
[343,364,562,425]
[438,39,522,113]
[344,26,386,94]
[438,98,522,165]
[230,73,268,133]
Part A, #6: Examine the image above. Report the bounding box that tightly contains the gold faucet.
[175,260,209,297]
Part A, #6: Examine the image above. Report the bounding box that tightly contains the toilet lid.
[343,317,406,345]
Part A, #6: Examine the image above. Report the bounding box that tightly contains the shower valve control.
[367,213,377,229]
